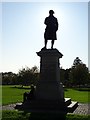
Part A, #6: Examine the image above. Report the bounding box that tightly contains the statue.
[44,10,58,49]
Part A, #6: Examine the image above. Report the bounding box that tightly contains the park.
[1,2,90,120]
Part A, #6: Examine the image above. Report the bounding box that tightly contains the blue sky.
[1,2,88,73]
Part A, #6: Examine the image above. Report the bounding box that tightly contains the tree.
[60,68,65,84]
[69,57,89,87]
[73,57,82,67]
[64,68,71,87]
[88,72,90,86]
[18,66,39,87]
[60,68,71,87]
[2,72,17,85]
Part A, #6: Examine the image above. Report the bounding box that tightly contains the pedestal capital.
[36,48,63,58]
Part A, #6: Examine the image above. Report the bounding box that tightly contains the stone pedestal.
[31,48,67,113]
[35,49,64,102]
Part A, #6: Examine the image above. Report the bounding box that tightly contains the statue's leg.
[51,40,54,49]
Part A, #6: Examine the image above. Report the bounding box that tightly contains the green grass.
[2,110,30,120]
[65,88,89,103]
[0,85,2,105]
[2,85,90,105]
[66,114,89,120]
[2,85,30,105]
[1,110,90,120]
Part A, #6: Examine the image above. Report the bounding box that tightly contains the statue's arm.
[44,17,48,25]
[56,19,58,31]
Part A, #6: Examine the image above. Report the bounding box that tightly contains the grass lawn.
[2,85,30,105]
[2,85,90,105]
[1,110,90,120]
[65,88,89,103]
[1,86,90,119]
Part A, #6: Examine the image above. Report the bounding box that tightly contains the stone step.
[67,101,78,113]
[65,98,71,106]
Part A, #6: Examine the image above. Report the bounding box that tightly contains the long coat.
[44,15,58,40]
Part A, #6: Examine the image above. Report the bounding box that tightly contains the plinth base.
[15,99,67,111]
[15,100,67,120]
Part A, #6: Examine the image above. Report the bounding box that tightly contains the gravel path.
[1,103,90,115]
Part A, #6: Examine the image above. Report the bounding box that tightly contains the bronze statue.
[44,10,58,49]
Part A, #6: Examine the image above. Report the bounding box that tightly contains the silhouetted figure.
[23,85,35,103]
[44,10,58,49]
[30,85,35,99]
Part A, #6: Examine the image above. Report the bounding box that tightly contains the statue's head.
[49,10,54,15]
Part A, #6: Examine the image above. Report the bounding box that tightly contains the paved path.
[1,103,90,115]
[72,103,90,115]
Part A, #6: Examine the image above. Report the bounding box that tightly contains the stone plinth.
[35,49,64,102]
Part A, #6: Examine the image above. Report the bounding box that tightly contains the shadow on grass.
[29,112,66,120]
[2,110,90,120]
[73,88,90,91]
[10,86,31,90]
[64,88,68,91]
